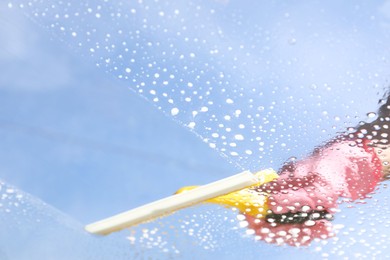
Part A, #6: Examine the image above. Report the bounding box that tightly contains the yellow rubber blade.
[176,169,278,218]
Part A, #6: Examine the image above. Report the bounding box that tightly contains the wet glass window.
[1,0,390,259]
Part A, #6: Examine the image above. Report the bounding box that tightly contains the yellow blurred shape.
[175,169,278,218]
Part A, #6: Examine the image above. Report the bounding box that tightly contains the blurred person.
[177,91,390,246]
[246,91,390,246]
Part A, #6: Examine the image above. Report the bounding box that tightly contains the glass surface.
[1,0,390,259]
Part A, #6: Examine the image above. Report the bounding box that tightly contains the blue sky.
[0,3,236,223]
[1,0,390,259]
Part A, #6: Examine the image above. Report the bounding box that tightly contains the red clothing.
[247,138,383,246]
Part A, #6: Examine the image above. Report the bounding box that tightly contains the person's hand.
[260,165,339,215]
[247,139,382,246]
[259,139,382,215]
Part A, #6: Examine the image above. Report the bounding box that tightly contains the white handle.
[85,171,260,235]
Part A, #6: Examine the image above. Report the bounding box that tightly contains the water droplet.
[236,214,246,221]
[234,134,244,141]
[226,98,234,104]
[171,108,179,116]
[304,220,316,227]
[187,122,196,129]
[288,38,297,45]
[367,112,377,118]
[239,220,248,228]
[288,228,300,235]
